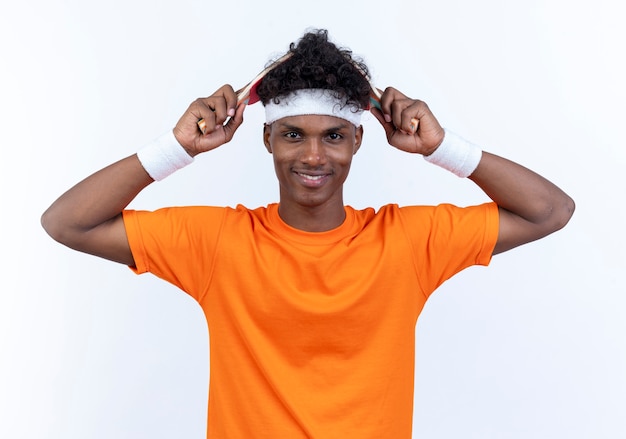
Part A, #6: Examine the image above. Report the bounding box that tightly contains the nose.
[300,138,327,166]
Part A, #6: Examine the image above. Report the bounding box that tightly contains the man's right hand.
[173,84,246,157]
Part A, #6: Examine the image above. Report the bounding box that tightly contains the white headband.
[264,89,363,127]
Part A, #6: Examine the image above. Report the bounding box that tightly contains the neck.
[277,200,346,232]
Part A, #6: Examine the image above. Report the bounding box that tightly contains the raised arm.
[371,87,575,255]
[468,152,574,254]
[41,85,244,265]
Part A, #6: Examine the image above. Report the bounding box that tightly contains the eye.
[327,132,343,141]
[284,131,301,139]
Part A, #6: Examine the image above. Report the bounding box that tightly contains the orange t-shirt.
[123,202,498,438]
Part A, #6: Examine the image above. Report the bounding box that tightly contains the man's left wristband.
[136,130,194,181]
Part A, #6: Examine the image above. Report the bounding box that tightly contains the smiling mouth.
[296,172,326,181]
[293,170,332,186]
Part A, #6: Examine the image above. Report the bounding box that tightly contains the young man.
[42,30,574,438]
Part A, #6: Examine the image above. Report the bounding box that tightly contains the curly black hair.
[256,29,371,112]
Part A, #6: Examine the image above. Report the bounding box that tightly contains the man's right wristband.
[136,130,194,181]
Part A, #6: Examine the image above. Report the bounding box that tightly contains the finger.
[211,84,238,119]
[199,84,238,131]
[370,106,396,138]
[379,87,410,123]
[398,104,420,134]
[222,85,238,117]
[222,102,246,142]
[391,97,430,135]
[173,101,212,153]
[192,99,219,134]
[408,100,442,136]
[380,89,415,134]
[176,98,213,136]
[378,87,396,122]
[391,100,415,134]
[205,97,229,126]
[369,106,386,125]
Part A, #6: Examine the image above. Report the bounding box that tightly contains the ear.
[263,123,272,153]
[353,125,364,154]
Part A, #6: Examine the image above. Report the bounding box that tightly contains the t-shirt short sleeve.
[122,206,227,299]
[399,202,499,296]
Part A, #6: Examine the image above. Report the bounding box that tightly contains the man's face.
[263,114,363,219]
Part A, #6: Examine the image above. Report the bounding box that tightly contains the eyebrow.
[278,122,351,133]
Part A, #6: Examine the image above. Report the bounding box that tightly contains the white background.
[1,0,625,437]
